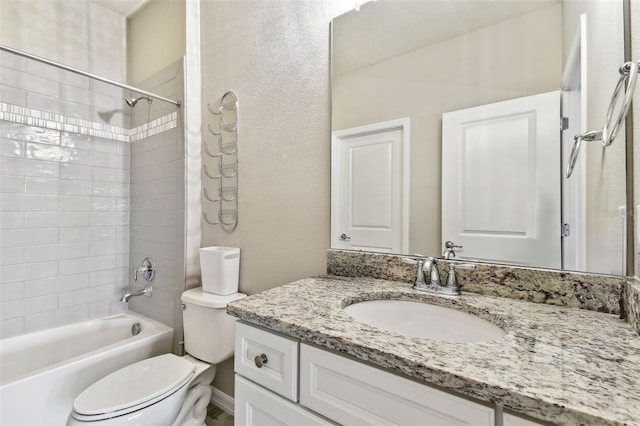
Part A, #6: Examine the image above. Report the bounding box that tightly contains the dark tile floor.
[205,403,234,426]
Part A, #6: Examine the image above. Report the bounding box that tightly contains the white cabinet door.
[300,343,494,426]
[442,91,561,269]
[235,376,332,426]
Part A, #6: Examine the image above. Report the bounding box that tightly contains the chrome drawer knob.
[254,354,268,368]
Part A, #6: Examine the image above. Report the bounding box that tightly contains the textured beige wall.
[128,0,186,85]
[332,5,562,256]
[200,0,347,396]
[563,1,627,275]
[0,0,126,81]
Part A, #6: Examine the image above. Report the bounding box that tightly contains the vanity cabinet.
[235,322,508,425]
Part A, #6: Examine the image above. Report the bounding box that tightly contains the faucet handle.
[442,263,476,296]
[133,257,156,282]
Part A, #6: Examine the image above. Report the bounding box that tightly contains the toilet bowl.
[67,288,245,426]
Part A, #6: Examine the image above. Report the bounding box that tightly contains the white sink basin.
[343,300,506,343]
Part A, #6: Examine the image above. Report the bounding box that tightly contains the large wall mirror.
[331,0,630,275]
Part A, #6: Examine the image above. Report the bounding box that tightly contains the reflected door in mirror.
[442,92,561,269]
[331,120,409,253]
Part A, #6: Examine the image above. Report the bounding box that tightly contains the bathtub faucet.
[120,284,152,302]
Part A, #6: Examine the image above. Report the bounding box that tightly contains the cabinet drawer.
[235,375,332,426]
[235,322,299,401]
[300,343,494,426]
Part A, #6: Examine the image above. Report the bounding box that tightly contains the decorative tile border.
[0,102,177,142]
[130,112,178,141]
[327,249,625,315]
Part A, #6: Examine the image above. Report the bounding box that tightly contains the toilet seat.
[71,354,195,422]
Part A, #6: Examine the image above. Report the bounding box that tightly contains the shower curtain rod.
[0,45,181,108]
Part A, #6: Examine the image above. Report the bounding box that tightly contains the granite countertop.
[227,276,640,426]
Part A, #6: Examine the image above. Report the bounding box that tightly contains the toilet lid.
[73,354,195,417]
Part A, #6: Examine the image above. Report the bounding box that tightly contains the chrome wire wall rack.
[203,91,239,232]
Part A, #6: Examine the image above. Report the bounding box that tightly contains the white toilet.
[67,288,245,426]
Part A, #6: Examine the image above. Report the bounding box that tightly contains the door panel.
[442,91,561,268]
[332,119,409,253]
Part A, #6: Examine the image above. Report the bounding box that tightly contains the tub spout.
[120,285,152,302]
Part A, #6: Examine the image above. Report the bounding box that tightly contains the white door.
[442,91,561,269]
[331,119,409,253]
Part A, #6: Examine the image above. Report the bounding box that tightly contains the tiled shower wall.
[128,59,187,354]
[0,52,182,340]
[0,122,130,338]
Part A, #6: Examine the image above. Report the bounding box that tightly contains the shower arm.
[0,45,181,108]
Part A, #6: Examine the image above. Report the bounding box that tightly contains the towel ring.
[566,61,639,178]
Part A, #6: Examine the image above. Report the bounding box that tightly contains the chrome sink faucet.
[403,256,475,296]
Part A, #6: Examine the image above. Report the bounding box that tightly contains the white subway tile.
[59,226,116,243]
[26,142,91,164]
[130,210,176,227]
[88,299,125,317]
[90,137,120,154]
[0,247,24,265]
[25,242,89,262]
[90,211,128,226]
[24,305,88,333]
[114,253,129,268]
[116,225,129,241]
[90,197,117,211]
[61,195,93,211]
[0,261,58,284]
[59,255,115,275]
[130,225,177,243]
[59,179,91,195]
[24,177,59,194]
[0,212,24,229]
[91,167,129,183]
[0,123,59,145]
[89,267,128,286]
[0,84,27,106]
[116,199,129,211]
[130,163,164,184]
[90,226,118,241]
[0,138,25,158]
[0,52,27,71]
[27,61,90,89]
[0,157,59,178]
[0,67,61,98]
[89,240,128,256]
[0,175,25,193]
[24,273,89,297]
[0,282,24,301]
[60,163,91,180]
[0,294,57,320]
[91,181,127,197]
[61,132,92,150]
[0,193,59,211]
[0,317,24,339]
[25,211,89,228]
[58,283,115,307]
[0,228,58,247]
[91,151,128,169]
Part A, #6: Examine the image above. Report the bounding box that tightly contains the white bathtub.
[0,311,173,426]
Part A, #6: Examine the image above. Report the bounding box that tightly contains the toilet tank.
[181,288,246,364]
